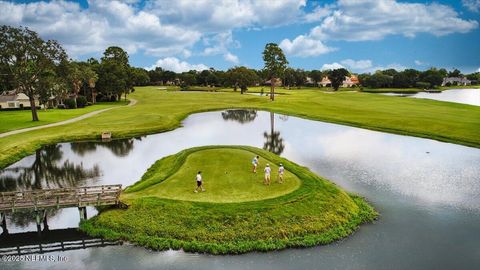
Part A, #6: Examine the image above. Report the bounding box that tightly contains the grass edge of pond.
[80,146,378,255]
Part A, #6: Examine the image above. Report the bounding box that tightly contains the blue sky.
[1,0,479,73]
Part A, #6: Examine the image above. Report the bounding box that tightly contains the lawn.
[80,146,377,254]
[122,148,301,203]
[0,86,479,169]
[0,102,127,133]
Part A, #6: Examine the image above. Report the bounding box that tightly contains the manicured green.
[80,146,377,254]
[0,86,479,169]
[122,148,300,203]
[0,102,126,133]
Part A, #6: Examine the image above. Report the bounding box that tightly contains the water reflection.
[0,145,100,192]
[221,109,258,124]
[0,228,122,256]
[263,112,285,155]
[71,138,136,158]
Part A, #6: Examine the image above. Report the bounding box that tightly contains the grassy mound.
[122,148,301,203]
[81,146,377,254]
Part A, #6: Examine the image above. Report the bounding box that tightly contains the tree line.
[1,25,479,122]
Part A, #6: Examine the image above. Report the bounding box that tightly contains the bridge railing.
[0,185,122,212]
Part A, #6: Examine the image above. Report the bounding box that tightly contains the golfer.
[278,163,285,183]
[252,155,259,173]
[194,171,205,193]
[264,164,271,185]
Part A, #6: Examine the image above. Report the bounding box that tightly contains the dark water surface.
[1,110,479,270]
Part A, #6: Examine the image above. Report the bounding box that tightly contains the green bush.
[416,81,430,89]
[76,96,88,108]
[63,98,76,109]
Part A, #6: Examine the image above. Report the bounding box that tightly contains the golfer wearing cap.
[278,163,285,183]
[264,164,271,185]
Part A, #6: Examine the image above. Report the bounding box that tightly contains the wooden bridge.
[0,185,122,234]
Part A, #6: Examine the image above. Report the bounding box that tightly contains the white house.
[0,92,39,109]
[441,77,471,86]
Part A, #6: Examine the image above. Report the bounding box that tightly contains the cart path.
[0,99,137,138]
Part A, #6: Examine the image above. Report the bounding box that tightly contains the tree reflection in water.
[71,138,136,157]
[0,144,100,192]
[263,112,285,155]
[221,109,258,124]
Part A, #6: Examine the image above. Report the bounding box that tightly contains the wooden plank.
[0,185,122,212]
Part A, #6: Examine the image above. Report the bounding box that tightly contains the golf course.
[1,86,479,170]
[80,146,377,254]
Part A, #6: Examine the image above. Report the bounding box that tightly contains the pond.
[382,88,480,106]
[1,109,479,269]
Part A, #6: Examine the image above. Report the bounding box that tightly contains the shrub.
[180,83,189,91]
[57,104,66,109]
[416,81,430,89]
[76,96,88,108]
[63,98,76,109]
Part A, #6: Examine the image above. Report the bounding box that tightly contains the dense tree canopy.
[0,25,67,120]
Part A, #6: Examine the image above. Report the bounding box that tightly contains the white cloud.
[340,59,372,70]
[310,0,478,41]
[463,0,480,12]
[279,35,335,57]
[0,0,201,57]
[147,57,209,73]
[321,62,345,70]
[0,0,309,60]
[414,60,429,66]
[145,0,307,31]
[303,4,333,22]
[477,67,480,72]
[223,53,239,64]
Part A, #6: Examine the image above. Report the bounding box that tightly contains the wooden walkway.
[0,185,122,234]
[0,185,122,213]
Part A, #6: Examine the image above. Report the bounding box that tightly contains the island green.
[80,146,377,254]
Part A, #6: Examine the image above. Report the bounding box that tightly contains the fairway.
[126,148,300,203]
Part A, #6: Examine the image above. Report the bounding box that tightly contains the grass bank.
[0,86,479,169]
[80,146,377,254]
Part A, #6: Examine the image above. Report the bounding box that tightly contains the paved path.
[0,99,137,139]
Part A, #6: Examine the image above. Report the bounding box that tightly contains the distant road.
[0,99,137,138]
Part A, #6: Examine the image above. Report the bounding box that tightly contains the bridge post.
[42,209,49,232]
[1,212,8,235]
[35,210,43,234]
[78,207,87,221]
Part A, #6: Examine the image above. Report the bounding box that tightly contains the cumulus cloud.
[281,0,477,58]
[340,59,373,70]
[279,35,335,57]
[310,0,478,41]
[145,0,307,31]
[224,53,239,64]
[0,0,201,57]
[463,0,480,12]
[303,4,333,22]
[321,62,345,70]
[147,57,209,73]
